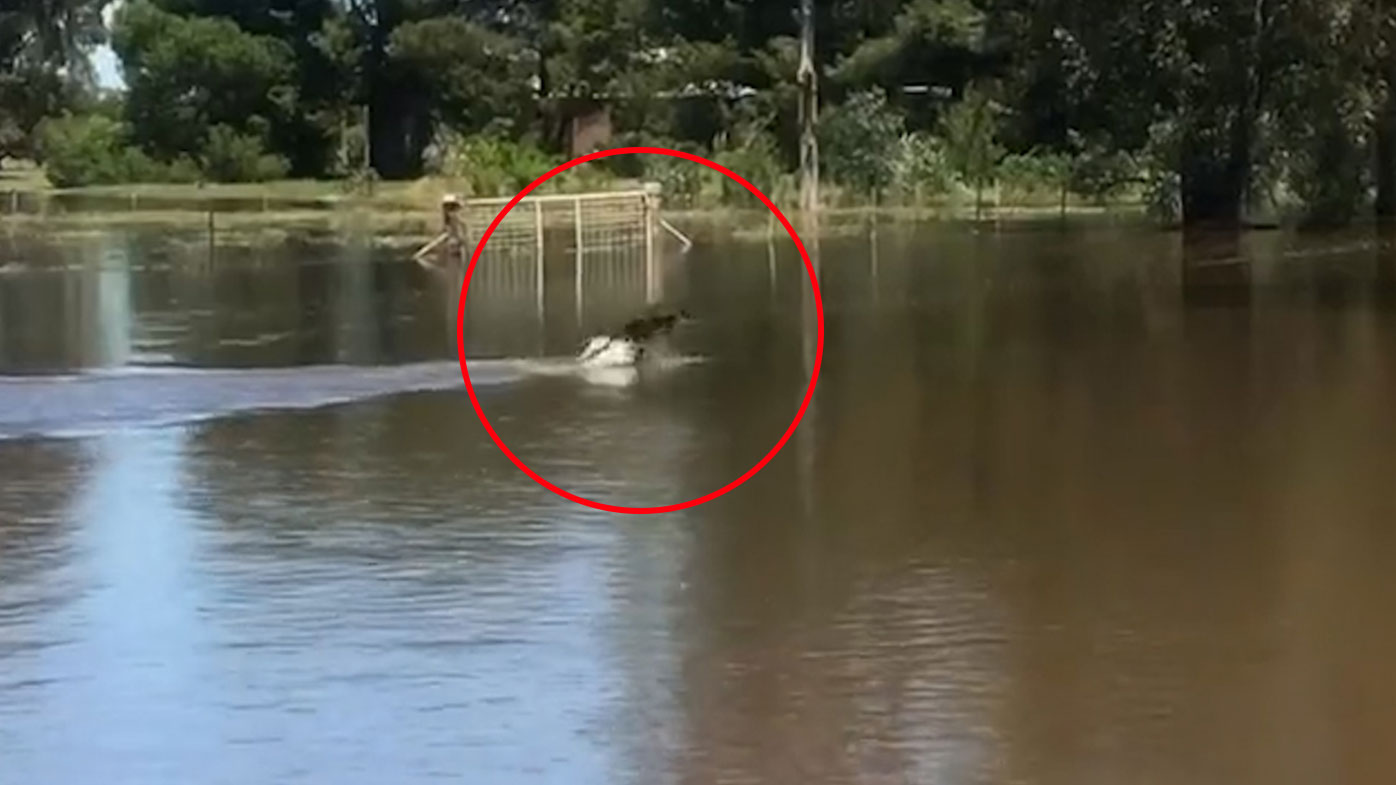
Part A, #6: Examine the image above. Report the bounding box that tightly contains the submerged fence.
[416,183,692,312]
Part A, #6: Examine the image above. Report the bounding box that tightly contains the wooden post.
[644,193,656,302]
[534,199,545,314]
[361,105,371,189]
[767,229,777,296]
[869,212,879,305]
[573,197,583,254]
[797,205,820,520]
[574,197,584,324]
[798,0,820,214]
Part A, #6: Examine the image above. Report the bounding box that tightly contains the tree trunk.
[361,4,426,180]
[1181,229,1251,308]
[369,86,429,179]
[797,0,819,213]
[1377,65,1396,219]
[1179,0,1267,229]
[1179,145,1247,228]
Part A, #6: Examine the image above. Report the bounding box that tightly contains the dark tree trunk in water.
[369,86,430,179]
[360,3,427,180]
[1179,0,1267,229]
[1377,67,1396,219]
[1377,120,1396,219]
[1178,77,1256,227]
[1181,228,1251,308]
[1179,144,1247,228]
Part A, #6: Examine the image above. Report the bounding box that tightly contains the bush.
[605,133,708,207]
[38,114,284,187]
[1139,121,1181,220]
[942,86,1005,204]
[165,154,203,184]
[435,132,559,197]
[890,132,956,204]
[200,125,290,183]
[645,146,707,207]
[819,88,904,201]
[36,113,174,187]
[1067,142,1136,205]
[997,151,1069,204]
[714,128,788,206]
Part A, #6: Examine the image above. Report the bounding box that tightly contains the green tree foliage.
[200,124,291,182]
[546,0,650,98]
[891,131,956,203]
[0,0,109,161]
[36,112,198,186]
[942,84,1004,211]
[112,2,296,164]
[389,16,537,138]
[15,0,1396,228]
[831,0,987,128]
[151,0,350,176]
[433,132,558,196]
[819,88,904,201]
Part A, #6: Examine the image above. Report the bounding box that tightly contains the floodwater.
[3,217,1396,784]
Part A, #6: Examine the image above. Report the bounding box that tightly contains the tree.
[112,2,296,164]
[819,87,904,201]
[1265,0,1380,225]
[127,0,351,176]
[831,0,988,129]
[333,0,547,178]
[0,0,110,161]
[943,83,1004,216]
[389,16,537,139]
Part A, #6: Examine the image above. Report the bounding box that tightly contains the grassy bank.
[1,161,1146,234]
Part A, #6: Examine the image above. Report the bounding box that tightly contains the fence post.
[644,192,656,303]
[534,199,545,314]
[573,197,583,324]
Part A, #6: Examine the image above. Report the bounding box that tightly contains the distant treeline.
[4,1,1396,225]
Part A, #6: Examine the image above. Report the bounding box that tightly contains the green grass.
[2,158,1146,233]
[1,160,450,208]
[0,160,49,190]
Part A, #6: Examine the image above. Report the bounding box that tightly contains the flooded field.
[2,217,1396,784]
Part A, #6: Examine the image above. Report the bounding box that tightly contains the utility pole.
[797,0,819,213]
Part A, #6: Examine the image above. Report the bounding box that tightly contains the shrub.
[605,133,708,207]
[890,132,956,204]
[37,113,136,187]
[1067,142,1136,205]
[164,154,203,184]
[1139,121,1181,221]
[37,113,202,187]
[819,88,904,201]
[645,148,707,207]
[38,113,280,187]
[942,86,1005,207]
[201,125,290,183]
[714,128,788,206]
[997,151,1069,204]
[436,132,559,197]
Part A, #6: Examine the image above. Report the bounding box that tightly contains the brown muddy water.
[2,218,1396,784]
